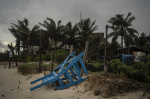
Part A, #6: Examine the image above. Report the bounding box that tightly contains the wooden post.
[39,32,42,73]
[9,57,11,68]
[70,45,73,54]
[51,51,55,72]
[104,25,108,76]
[83,41,89,63]
[81,41,89,76]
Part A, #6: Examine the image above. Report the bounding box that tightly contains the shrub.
[25,56,33,62]
[55,49,69,63]
[109,59,128,74]
[132,62,145,70]
[41,54,47,61]
[18,63,38,75]
[18,62,51,75]
[127,69,150,82]
[0,52,8,61]
[145,61,150,76]
[126,62,150,82]
[86,61,104,72]
[34,56,40,62]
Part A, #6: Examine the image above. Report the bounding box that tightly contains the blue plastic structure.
[30,51,88,91]
[122,54,133,64]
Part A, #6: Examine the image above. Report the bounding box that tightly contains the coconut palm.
[39,18,64,50]
[9,18,40,55]
[78,18,98,39]
[62,22,79,48]
[8,26,21,55]
[134,33,150,51]
[77,18,98,48]
[108,12,138,53]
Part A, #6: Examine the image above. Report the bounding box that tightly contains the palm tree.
[62,22,79,48]
[77,18,98,48]
[9,18,40,55]
[88,36,104,60]
[108,12,138,53]
[134,33,150,51]
[39,18,63,50]
[8,26,21,55]
[20,25,40,54]
[39,18,64,71]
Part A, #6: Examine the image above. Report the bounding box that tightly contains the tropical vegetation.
[1,12,149,83]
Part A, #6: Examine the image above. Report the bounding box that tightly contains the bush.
[86,61,104,72]
[0,52,8,61]
[126,62,150,82]
[18,62,51,75]
[132,62,145,70]
[55,49,69,63]
[34,56,40,62]
[109,59,130,74]
[18,63,38,75]
[108,59,150,82]
[25,56,33,62]
[144,61,150,76]
[41,54,47,61]
[127,69,150,82]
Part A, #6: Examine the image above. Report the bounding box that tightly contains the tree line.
[7,12,150,61]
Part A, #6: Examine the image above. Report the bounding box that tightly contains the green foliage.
[108,59,150,82]
[18,63,38,75]
[147,54,150,61]
[25,56,33,62]
[109,59,131,74]
[145,61,150,76]
[34,56,40,62]
[132,62,145,70]
[127,62,150,82]
[55,49,69,63]
[86,61,104,72]
[18,62,51,75]
[0,52,8,61]
[41,54,47,61]
[127,69,150,82]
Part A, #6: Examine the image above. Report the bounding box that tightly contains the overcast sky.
[0,0,150,49]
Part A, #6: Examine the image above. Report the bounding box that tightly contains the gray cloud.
[0,0,150,47]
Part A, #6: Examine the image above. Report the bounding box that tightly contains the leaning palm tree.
[39,18,64,71]
[62,22,79,48]
[108,12,138,53]
[20,25,40,54]
[39,18,63,50]
[8,26,21,55]
[77,18,98,48]
[9,18,40,55]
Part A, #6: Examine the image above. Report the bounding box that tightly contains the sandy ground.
[0,63,149,99]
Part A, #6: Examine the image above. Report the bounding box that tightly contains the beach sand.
[0,63,149,99]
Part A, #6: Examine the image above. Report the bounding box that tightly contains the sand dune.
[0,64,149,99]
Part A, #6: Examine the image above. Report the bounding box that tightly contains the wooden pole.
[9,57,11,68]
[9,51,12,68]
[83,41,89,63]
[104,25,108,76]
[70,45,73,54]
[51,51,54,72]
[39,32,42,73]
[81,41,89,76]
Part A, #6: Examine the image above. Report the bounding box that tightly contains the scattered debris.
[1,94,5,97]
[83,74,150,98]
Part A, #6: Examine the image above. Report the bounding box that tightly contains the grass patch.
[18,62,53,75]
